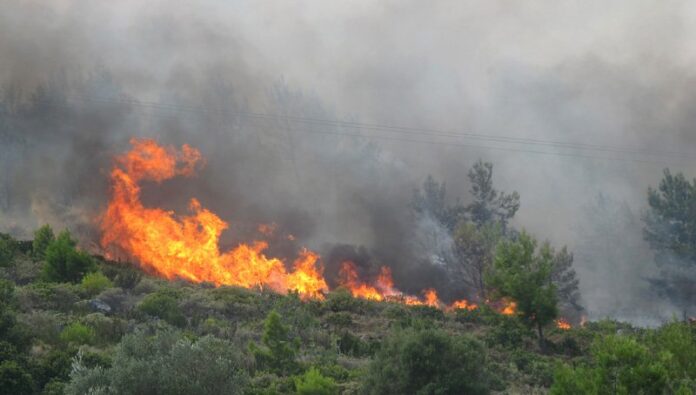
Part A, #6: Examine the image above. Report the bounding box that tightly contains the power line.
[1,94,694,166]
[60,94,696,160]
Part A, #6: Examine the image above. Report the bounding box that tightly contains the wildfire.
[100,138,328,299]
[449,299,478,311]
[99,138,572,326]
[555,318,571,330]
[501,300,517,315]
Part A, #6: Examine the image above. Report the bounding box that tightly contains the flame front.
[100,138,572,326]
[100,138,328,299]
[555,318,571,330]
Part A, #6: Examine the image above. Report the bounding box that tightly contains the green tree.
[0,233,17,267]
[32,224,55,260]
[363,328,490,395]
[465,160,519,229]
[550,246,584,321]
[486,231,558,350]
[644,169,696,316]
[42,230,95,283]
[411,175,465,231]
[250,310,298,375]
[453,221,503,299]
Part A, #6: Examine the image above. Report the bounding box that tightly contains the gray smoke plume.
[2,1,696,321]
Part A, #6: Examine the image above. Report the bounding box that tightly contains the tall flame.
[100,138,328,299]
[100,138,571,326]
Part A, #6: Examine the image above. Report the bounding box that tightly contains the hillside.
[1,231,694,395]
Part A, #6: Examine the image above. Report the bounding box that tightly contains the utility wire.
[1,94,694,166]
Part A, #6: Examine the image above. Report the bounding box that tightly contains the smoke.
[2,0,696,321]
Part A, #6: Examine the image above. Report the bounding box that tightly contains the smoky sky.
[2,0,696,322]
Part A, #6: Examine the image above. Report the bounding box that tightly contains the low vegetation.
[0,224,694,394]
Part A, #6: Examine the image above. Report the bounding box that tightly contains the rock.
[89,299,112,314]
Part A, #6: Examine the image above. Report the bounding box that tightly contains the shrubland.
[0,225,694,395]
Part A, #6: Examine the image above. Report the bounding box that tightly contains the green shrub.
[81,313,126,345]
[323,289,366,313]
[250,310,299,375]
[650,321,696,380]
[42,231,96,283]
[363,328,491,394]
[0,233,17,268]
[32,225,55,260]
[65,328,250,395]
[16,310,63,344]
[16,282,80,311]
[325,312,352,327]
[295,367,337,395]
[337,332,377,357]
[137,290,186,327]
[80,272,113,296]
[100,262,142,289]
[0,360,34,395]
[59,322,95,345]
[485,315,532,349]
[550,335,669,395]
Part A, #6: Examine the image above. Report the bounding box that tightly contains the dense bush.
[551,335,670,394]
[65,328,250,395]
[362,328,491,395]
[59,322,96,346]
[0,233,17,268]
[80,272,113,296]
[0,360,34,395]
[42,231,96,283]
[250,310,299,375]
[32,225,55,260]
[136,290,186,327]
[294,367,338,395]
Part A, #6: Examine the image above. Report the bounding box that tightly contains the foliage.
[0,360,34,395]
[32,225,55,260]
[250,310,299,375]
[486,231,558,349]
[0,233,17,268]
[550,246,584,319]
[323,288,367,313]
[42,230,96,283]
[465,160,520,229]
[453,221,503,299]
[362,328,490,395]
[81,272,113,296]
[66,328,250,395]
[294,367,338,395]
[59,322,96,345]
[137,290,186,327]
[411,175,465,231]
[643,169,696,315]
[551,335,670,395]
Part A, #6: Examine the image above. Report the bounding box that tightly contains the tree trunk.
[537,322,545,353]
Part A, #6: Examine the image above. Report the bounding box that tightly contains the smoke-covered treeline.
[3,1,696,322]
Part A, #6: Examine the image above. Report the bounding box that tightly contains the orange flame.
[100,138,328,299]
[449,299,478,311]
[339,261,386,301]
[501,300,517,315]
[556,318,571,330]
